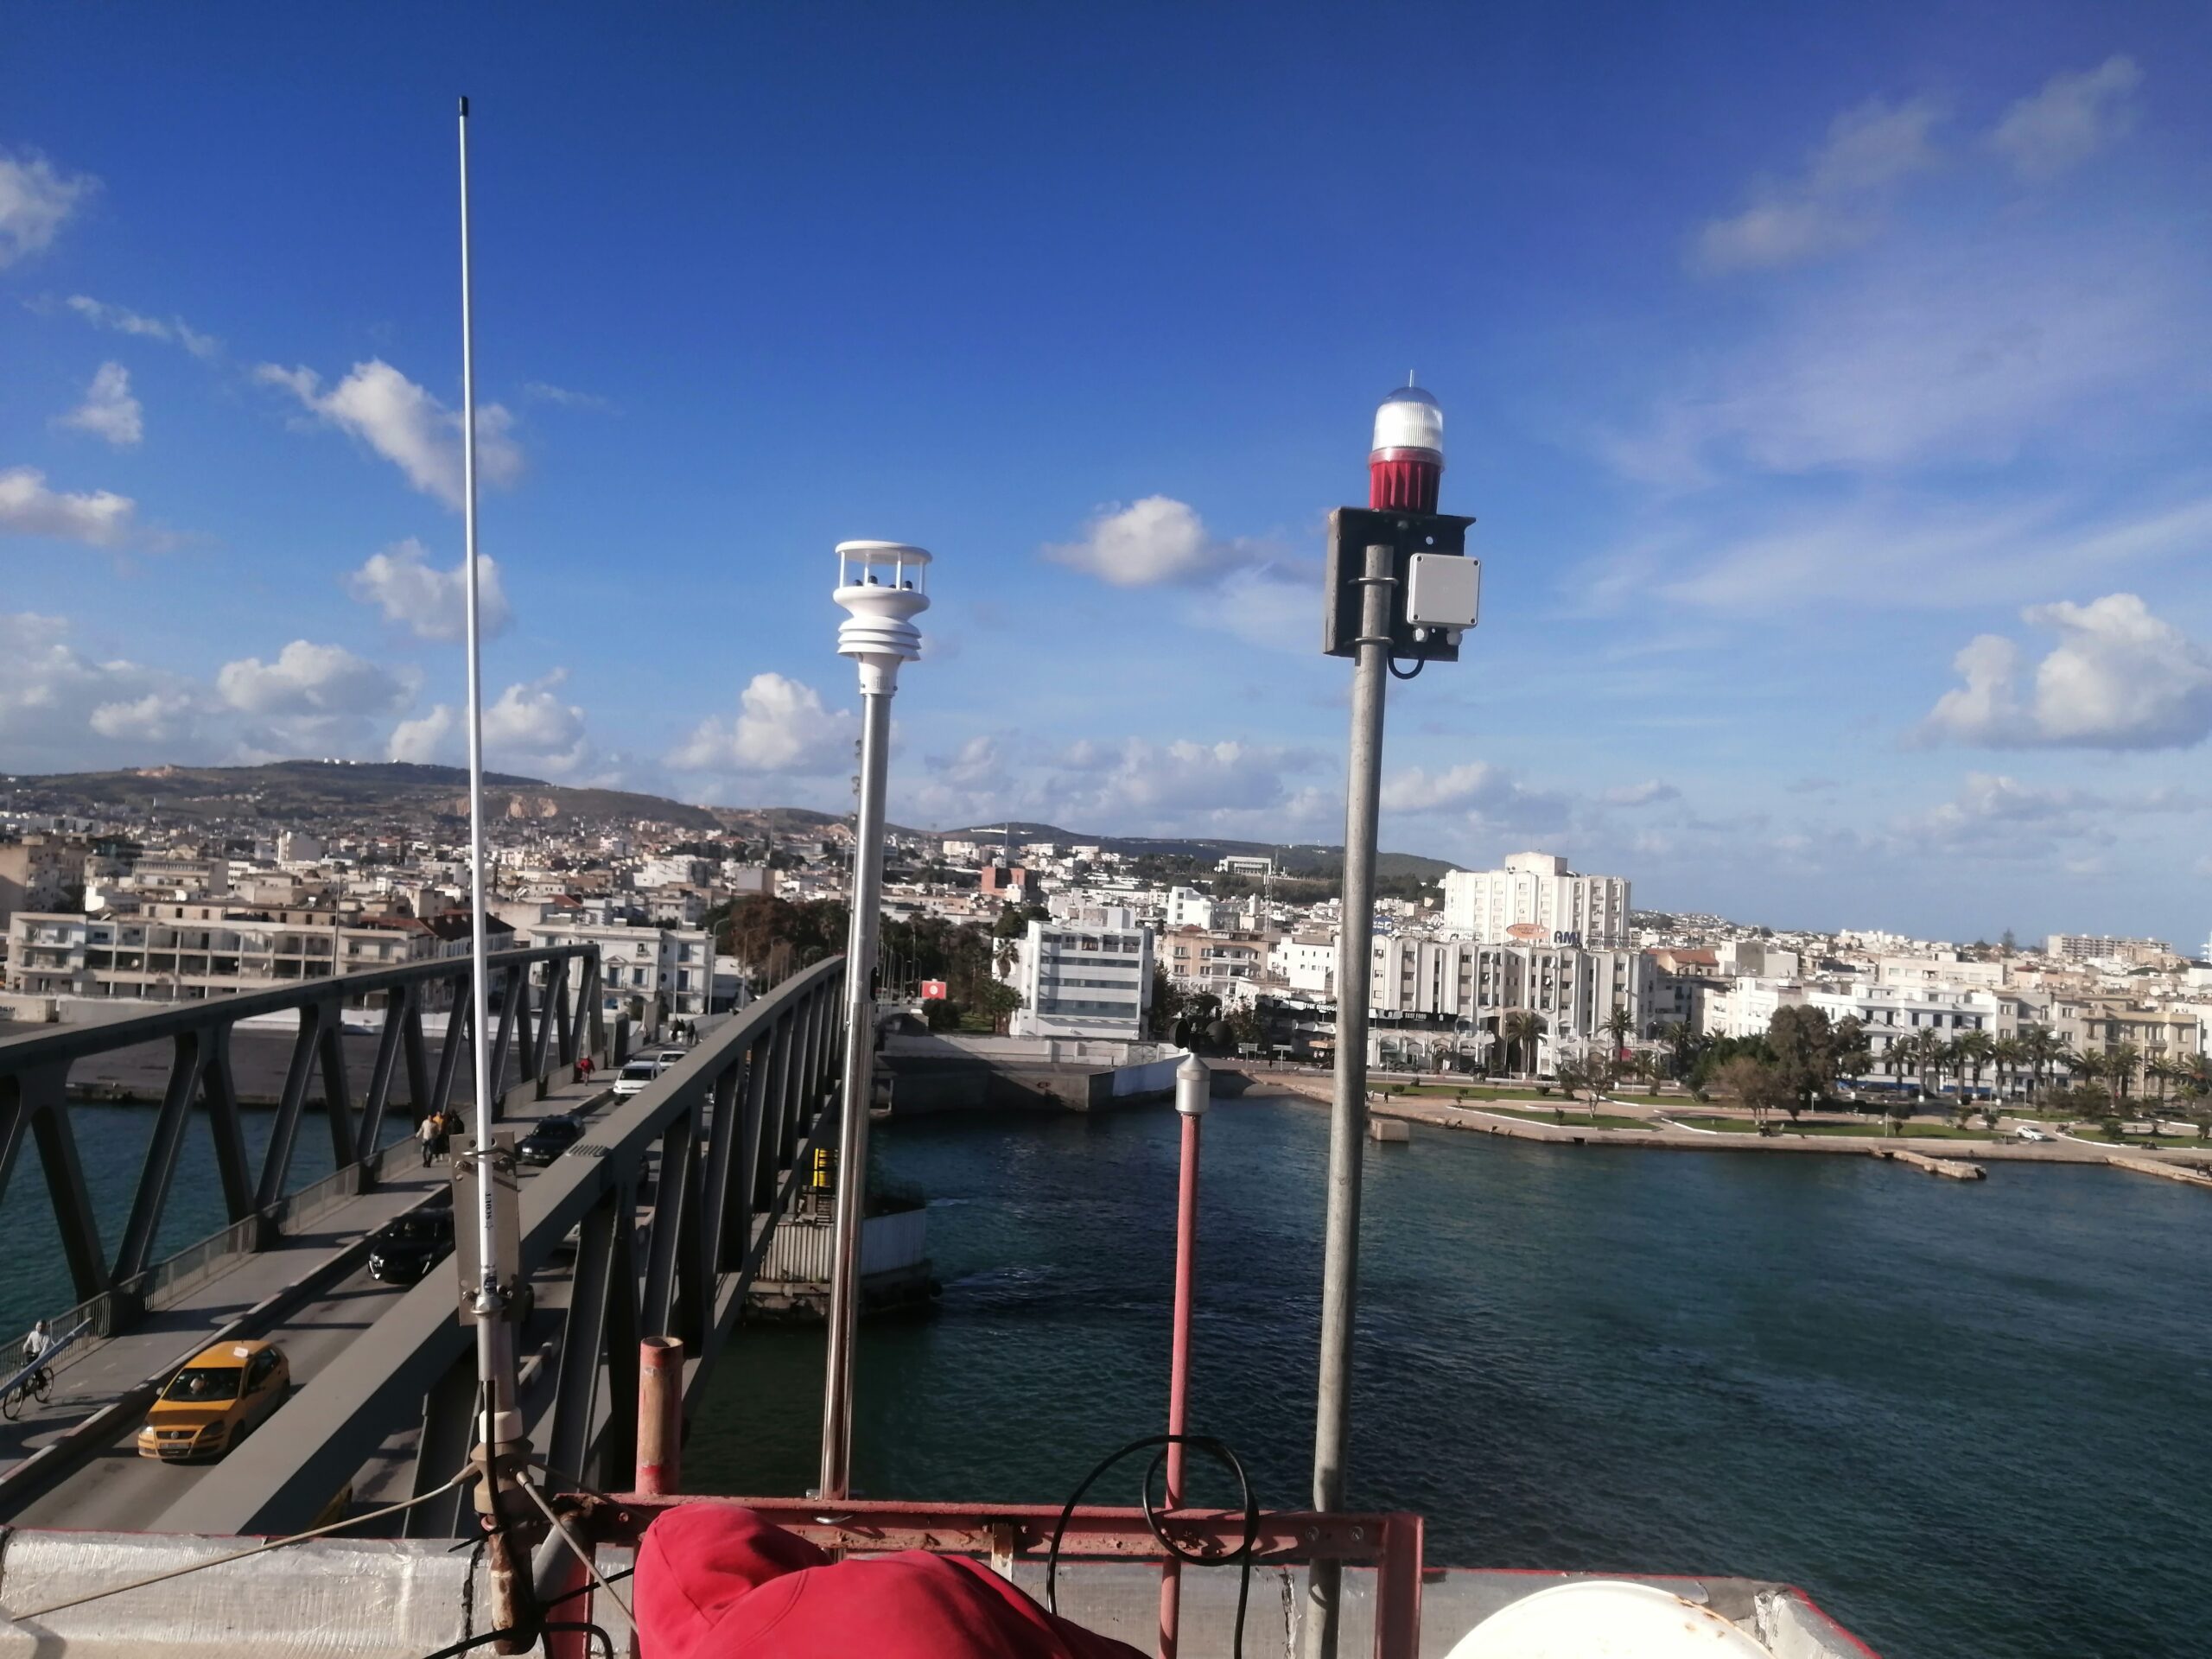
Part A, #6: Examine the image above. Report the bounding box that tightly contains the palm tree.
[1955,1030,1994,1104]
[1657,1020,1696,1082]
[2108,1040,2143,1116]
[1991,1033,2026,1103]
[1602,1007,1634,1062]
[1502,1010,1546,1078]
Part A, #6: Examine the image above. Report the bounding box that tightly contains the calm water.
[0,1103,416,1330]
[688,1095,2212,1659]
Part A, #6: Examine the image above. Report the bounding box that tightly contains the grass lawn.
[1658,1116,1989,1141]
[1458,1104,1655,1131]
[1395,1084,1675,1107]
[2065,1128,2209,1149]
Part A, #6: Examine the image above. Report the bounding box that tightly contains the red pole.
[636,1336,684,1496]
[1160,1055,1210,1659]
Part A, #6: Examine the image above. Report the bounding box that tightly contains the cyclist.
[18,1320,52,1392]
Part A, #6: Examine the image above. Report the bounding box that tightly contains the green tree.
[1502,1010,1547,1077]
[1714,1055,1788,1129]
[1766,1006,1840,1120]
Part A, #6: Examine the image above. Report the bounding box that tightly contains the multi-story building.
[1366,937,1649,1071]
[527,918,711,1026]
[1268,932,1337,998]
[1161,929,1268,1005]
[1163,887,1222,932]
[2046,934,2173,966]
[1440,851,1630,948]
[1008,906,1153,1041]
[3,902,464,1009]
[0,834,86,929]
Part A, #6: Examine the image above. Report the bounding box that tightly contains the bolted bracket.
[1321,507,1478,662]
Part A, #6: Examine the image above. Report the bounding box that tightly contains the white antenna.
[455,95,526,1592]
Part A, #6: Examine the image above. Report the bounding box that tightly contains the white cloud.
[1044,497,1265,587]
[930,734,1005,789]
[1604,779,1681,807]
[0,466,136,546]
[388,704,457,764]
[0,612,200,764]
[523,381,613,412]
[1920,593,2212,750]
[1990,55,2142,181]
[1197,563,1317,653]
[1382,761,1570,834]
[1058,738,1321,822]
[1695,96,1942,273]
[254,359,523,507]
[0,151,96,268]
[671,672,855,775]
[216,640,416,717]
[89,689,199,743]
[346,537,510,641]
[474,670,605,780]
[63,295,218,359]
[54,362,143,447]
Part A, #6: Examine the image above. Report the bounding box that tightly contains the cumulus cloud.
[477,670,590,773]
[388,703,457,764]
[671,672,856,775]
[89,689,199,743]
[1604,779,1681,807]
[216,640,416,717]
[63,295,218,359]
[1043,497,1267,587]
[1990,55,2142,181]
[1054,738,1322,823]
[1695,95,1942,273]
[54,361,143,447]
[1381,761,1571,833]
[346,537,510,641]
[255,359,522,507]
[0,466,136,546]
[930,734,1006,789]
[0,150,96,267]
[1920,593,2212,751]
[0,612,201,765]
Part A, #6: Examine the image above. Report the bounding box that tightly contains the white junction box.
[1405,551,1480,632]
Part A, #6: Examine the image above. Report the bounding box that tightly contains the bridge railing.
[0,944,607,1336]
[164,954,847,1537]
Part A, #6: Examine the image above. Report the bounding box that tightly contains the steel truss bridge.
[0,949,843,1535]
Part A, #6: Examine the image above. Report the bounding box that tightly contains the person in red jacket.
[633,1503,1147,1659]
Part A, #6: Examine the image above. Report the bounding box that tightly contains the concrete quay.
[1251,1075,2212,1178]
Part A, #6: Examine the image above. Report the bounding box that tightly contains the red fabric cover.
[635,1503,1150,1659]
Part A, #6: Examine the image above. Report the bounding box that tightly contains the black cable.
[1386,655,1425,681]
[541,1564,634,1610]
[1046,1433,1260,1659]
[417,1622,613,1659]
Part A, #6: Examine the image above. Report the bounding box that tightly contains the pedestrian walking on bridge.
[416,1112,439,1167]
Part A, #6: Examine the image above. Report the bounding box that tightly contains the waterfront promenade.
[1253,1071,2212,1172]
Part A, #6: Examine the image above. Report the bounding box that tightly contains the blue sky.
[3,3,2209,944]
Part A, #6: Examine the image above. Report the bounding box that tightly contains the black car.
[518,1112,587,1166]
[367,1205,454,1284]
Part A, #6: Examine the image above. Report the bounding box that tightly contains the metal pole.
[1160,1053,1210,1659]
[636,1337,684,1496]
[1304,541,1393,1659]
[458,96,531,1647]
[818,684,893,1500]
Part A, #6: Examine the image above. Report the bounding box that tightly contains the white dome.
[1372,385,1444,456]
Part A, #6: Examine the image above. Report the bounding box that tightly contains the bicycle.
[2,1366,53,1421]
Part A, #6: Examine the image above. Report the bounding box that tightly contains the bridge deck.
[2,1074,609,1529]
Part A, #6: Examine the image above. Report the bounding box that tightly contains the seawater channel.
[689,1090,2212,1659]
[5,1086,2205,1657]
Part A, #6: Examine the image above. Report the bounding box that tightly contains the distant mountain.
[938,823,1460,882]
[3,760,722,831]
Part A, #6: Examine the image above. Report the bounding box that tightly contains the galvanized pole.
[1159,1053,1211,1659]
[818,684,892,1501]
[1304,540,1393,1659]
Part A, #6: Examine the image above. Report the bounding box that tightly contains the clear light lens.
[1372,387,1443,455]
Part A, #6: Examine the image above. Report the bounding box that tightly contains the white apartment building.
[1008,906,1154,1041]
[1440,851,1630,948]
[2046,933,2172,965]
[528,920,711,1024]
[1269,932,1337,998]
[636,855,712,889]
[1216,855,1274,876]
[1367,937,1649,1070]
[1878,953,2006,990]
[1165,887,1224,932]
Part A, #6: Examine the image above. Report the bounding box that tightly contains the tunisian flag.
[635,1503,1148,1659]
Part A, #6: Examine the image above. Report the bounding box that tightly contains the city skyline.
[3,5,2209,943]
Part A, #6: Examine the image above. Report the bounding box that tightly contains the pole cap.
[1175,1052,1211,1116]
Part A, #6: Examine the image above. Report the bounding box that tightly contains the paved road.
[2,1076,611,1529]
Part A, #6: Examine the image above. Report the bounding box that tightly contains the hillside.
[3,760,723,830]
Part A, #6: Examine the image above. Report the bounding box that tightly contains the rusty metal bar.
[634,1338,683,1496]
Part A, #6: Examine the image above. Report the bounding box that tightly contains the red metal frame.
[572,1494,1425,1657]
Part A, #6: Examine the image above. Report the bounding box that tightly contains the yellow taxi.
[135,1338,290,1462]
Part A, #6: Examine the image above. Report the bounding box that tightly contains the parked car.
[367,1204,454,1284]
[654,1047,688,1068]
[137,1339,289,1462]
[518,1111,588,1166]
[2015,1125,2053,1143]
[612,1060,662,1098]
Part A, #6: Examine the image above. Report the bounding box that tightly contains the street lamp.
[818,540,930,1503]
